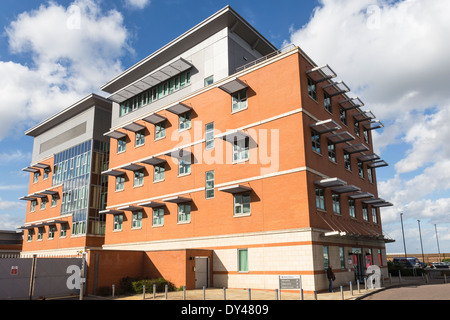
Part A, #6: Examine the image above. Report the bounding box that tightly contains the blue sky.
[0,0,449,256]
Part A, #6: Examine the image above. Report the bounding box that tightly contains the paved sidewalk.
[104,277,434,301]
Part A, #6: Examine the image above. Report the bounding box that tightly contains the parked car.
[393,257,426,268]
[430,262,450,269]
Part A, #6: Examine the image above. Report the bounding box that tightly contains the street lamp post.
[400,213,407,258]
[417,220,425,263]
[435,224,441,262]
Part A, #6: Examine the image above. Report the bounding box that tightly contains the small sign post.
[278,275,302,300]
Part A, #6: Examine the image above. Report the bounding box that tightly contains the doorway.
[195,257,209,289]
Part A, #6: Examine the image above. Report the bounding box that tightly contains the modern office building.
[18,94,112,256]
[18,6,393,293]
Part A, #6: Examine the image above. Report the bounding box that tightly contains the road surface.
[362,282,450,300]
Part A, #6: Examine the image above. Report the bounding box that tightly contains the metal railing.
[236,44,297,73]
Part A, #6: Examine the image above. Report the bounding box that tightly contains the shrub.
[116,277,175,294]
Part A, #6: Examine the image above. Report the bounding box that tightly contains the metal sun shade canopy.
[357,153,380,163]
[306,65,337,84]
[348,192,374,200]
[327,131,355,144]
[117,205,143,212]
[32,163,51,169]
[217,129,250,142]
[137,201,165,208]
[162,196,192,204]
[218,78,249,94]
[339,97,364,110]
[331,185,361,194]
[310,119,341,134]
[363,120,384,131]
[322,81,350,97]
[165,146,192,159]
[122,122,146,132]
[140,156,166,166]
[104,130,127,140]
[109,58,193,103]
[99,209,124,215]
[353,110,376,123]
[315,177,347,188]
[367,160,389,168]
[343,143,369,154]
[218,184,252,194]
[119,163,145,171]
[363,198,386,205]
[22,167,39,173]
[102,169,126,177]
[166,102,192,115]
[372,201,394,208]
[142,113,167,125]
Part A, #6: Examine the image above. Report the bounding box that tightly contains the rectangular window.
[33,172,39,184]
[115,176,125,191]
[132,211,143,229]
[117,138,127,153]
[358,160,364,178]
[324,92,332,113]
[60,224,67,238]
[349,199,356,218]
[27,229,34,242]
[114,214,123,231]
[332,193,341,214]
[204,75,214,87]
[37,227,44,241]
[372,207,378,224]
[238,249,249,272]
[233,138,249,162]
[30,200,37,213]
[179,111,191,130]
[154,164,165,182]
[178,203,191,223]
[205,171,214,199]
[234,193,251,216]
[134,169,144,187]
[316,187,325,210]
[178,157,191,176]
[340,107,347,125]
[232,89,248,112]
[153,207,164,226]
[155,121,166,140]
[367,167,373,183]
[339,247,345,269]
[48,225,55,239]
[354,119,360,137]
[51,194,58,207]
[205,122,214,150]
[43,168,50,180]
[135,129,145,147]
[363,203,368,221]
[363,129,370,144]
[328,142,336,162]
[40,197,47,210]
[344,151,351,171]
[311,129,321,154]
[323,246,329,269]
[307,77,317,100]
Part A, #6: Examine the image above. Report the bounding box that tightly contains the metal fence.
[0,254,84,300]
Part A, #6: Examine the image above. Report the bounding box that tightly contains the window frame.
[232,138,249,163]
[328,142,336,162]
[179,111,191,131]
[332,193,341,215]
[238,248,249,273]
[135,129,145,147]
[205,170,214,199]
[177,203,191,223]
[205,122,214,150]
[311,129,321,154]
[154,164,165,182]
[115,176,125,191]
[232,89,248,113]
[316,187,325,211]
[307,77,317,101]
[132,211,143,229]
[113,214,124,231]
[233,193,251,217]
[133,169,144,187]
[117,137,127,153]
[152,207,164,226]
[155,121,166,140]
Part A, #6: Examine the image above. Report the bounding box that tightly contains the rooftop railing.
[235,44,297,73]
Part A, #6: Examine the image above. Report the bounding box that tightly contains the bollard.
[340,286,344,300]
[357,280,360,293]
[183,286,186,300]
[112,284,115,298]
[153,284,156,299]
[275,289,279,300]
[389,273,392,285]
[350,282,353,296]
[444,274,447,284]
[223,287,226,300]
[398,270,402,283]
[314,291,317,300]
[364,278,367,291]
[248,288,251,300]
[203,286,206,300]
[165,285,168,300]
[143,285,146,300]
[300,289,304,301]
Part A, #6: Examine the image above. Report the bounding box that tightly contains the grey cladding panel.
[39,122,87,154]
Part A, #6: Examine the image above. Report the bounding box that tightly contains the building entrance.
[195,257,209,289]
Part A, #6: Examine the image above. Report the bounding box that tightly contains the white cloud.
[124,0,151,10]
[284,0,450,252]
[0,0,131,141]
